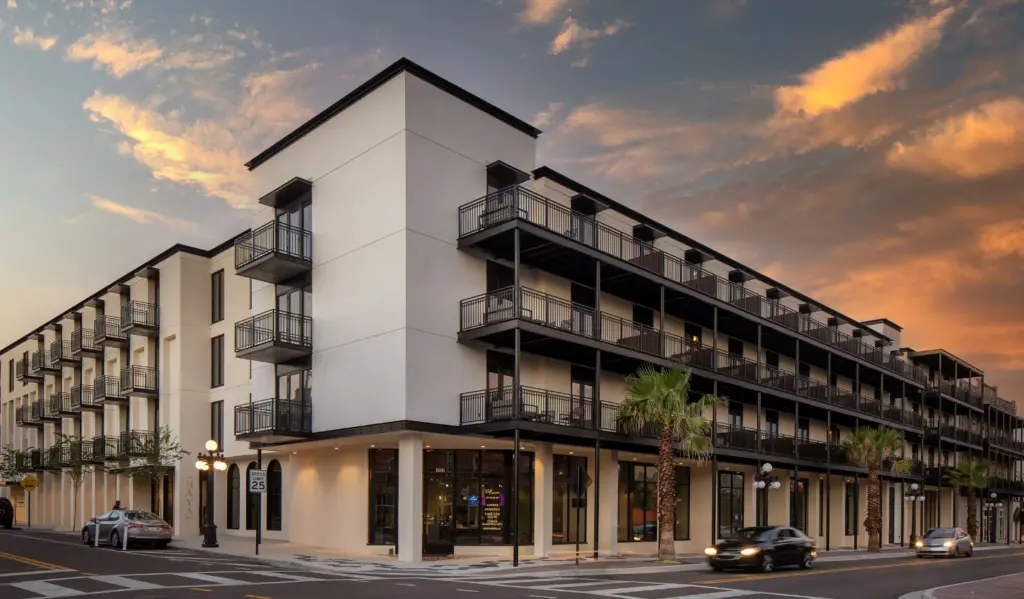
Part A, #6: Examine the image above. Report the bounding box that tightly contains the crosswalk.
[1,569,374,598]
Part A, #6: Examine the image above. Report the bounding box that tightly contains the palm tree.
[946,459,989,541]
[618,366,720,562]
[840,426,910,552]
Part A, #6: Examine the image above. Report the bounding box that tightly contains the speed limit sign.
[248,469,266,493]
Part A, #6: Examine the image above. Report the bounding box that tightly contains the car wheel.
[800,552,813,569]
[761,554,775,573]
[82,529,91,545]
[110,530,122,550]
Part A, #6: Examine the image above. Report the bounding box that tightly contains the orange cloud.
[11,26,57,50]
[978,220,1024,259]
[774,7,955,117]
[86,194,196,230]
[519,0,568,25]
[65,26,163,77]
[549,16,629,55]
[886,97,1024,178]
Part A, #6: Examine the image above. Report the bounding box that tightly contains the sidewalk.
[901,572,1024,599]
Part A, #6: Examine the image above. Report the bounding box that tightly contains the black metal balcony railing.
[53,391,76,414]
[31,349,51,372]
[120,366,158,396]
[953,381,984,408]
[988,432,1024,453]
[235,220,313,270]
[234,398,313,437]
[94,315,126,343]
[235,309,313,352]
[121,301,158,331]
[15,406,27,426]
[92,436,120,461]
[989,477,1024,493]
[461,287,923,428]
[14,357,32,380]
[93,375,122,402]
[50,341,77,365]
[119,430,155,457]
[458,186,931,385]
[70,385,96,410]
[41,395,62,420]
[70,329,99,354]
[460,386,620,432]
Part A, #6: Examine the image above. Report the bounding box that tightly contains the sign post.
[21,475,37,529]
[568,465,592,566]
[249,466,266,556]
[256,449,263,556]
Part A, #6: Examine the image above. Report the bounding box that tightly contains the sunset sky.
[0,0,1021,400]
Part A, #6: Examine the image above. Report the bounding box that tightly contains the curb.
[897,571,1024,599]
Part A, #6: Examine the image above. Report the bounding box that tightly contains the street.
[1,529,1023,599]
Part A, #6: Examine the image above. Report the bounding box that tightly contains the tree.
[840,426,910,552]
[946,459,990,541]
[120,426,189,520]
[56,435,93,532]
[618,366,720,562]
[0,445,36,482]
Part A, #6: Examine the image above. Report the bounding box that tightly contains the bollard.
[122,524,129,551]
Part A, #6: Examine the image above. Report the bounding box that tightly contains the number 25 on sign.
[248,469,266,493]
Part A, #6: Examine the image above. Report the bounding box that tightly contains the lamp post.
[195,439,227,548]
[984,492,1001,543]
[753,463,781,525]
[904,482,925,544]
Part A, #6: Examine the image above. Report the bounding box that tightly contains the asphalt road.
[1,528,1022,599]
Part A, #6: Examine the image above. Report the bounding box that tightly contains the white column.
[598,450,618,555]
[398,435,424,563]
[533,443,553,558]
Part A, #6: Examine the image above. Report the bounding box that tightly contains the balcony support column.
[712,307,718,365]
[592,349,601,559]
[756,392,762,526]
[826,467,831,551]
[532,442,553,559]
[827,352,832,402]
[397,434,424,563]
[756,325,762,384]
[594,261,601,338]
[513,228,521,423]
[659,286,665,358]
[711,380,718,544]
[598,449,619,556]
[795,402,800,459]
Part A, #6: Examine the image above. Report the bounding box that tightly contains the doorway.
[198,473,208,534]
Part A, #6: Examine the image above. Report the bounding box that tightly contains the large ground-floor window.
[423,449,534,547]
[718,471,744,539]
[618,463,691,542]
[553,454,587,544]
[790,478,808,532]
[368,449,398,545]
[844,482,857,536]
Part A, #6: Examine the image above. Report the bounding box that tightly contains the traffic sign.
[248,469,266,493]
[568,465,592,497]
[21,474,38,492]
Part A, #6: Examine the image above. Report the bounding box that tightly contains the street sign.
[21,474,37,492]
[248,469,266,493]
[568,465,592,497]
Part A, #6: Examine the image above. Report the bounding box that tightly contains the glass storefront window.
[423,449,534,547]
[553,455,587,544]
[618,463,691,542]
[718,471,745,539]
[368,449,398,545]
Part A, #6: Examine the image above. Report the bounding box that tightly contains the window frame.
[844,481,857,536]
[368,448,399,545]
[211,269,225,323]
[210,335,225,389]
[226,464,240,530]
[210,400,223,448]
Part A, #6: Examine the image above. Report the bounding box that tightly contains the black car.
[0,497,14,529]
[705,526,817,573]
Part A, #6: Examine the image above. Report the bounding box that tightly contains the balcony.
[70,329,102,356]
[119,430,155,457]
[121,301,159,337]
[459,287,923,430]
[50,341,79,368]
[988,477,1024,494]
[70,385,101,411]
[53,392,77,416]
[235,309,312,364]
[458,186,931,386]
[41,395,61,421]
[459,386,619,432]
[953,381,984,408]
[15,357,41,382]
[93,375,125,403]
[41,446,65,470]
[987,432,1024,454]
[925,466,954,486]
[119,366,158,398]
[235,221,313,284]
[91,436,121,461]
[32,349,59,374]
[93,315,127,346]
[234,398,313,442]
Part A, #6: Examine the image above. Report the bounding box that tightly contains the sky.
[0,0,1022,402]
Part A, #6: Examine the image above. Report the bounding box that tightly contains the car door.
[957,529,971,553]
[98,511,118,540]
[92,511,110,539]
[774,528,797,565]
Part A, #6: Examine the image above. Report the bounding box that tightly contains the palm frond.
[947,459,990,490]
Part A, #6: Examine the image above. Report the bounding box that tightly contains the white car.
[915,527,974,558]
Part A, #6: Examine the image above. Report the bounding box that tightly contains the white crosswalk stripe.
[447,574,770,599]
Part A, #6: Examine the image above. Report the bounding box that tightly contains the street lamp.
[195,439,227,548]
[984,492,1002,544]
[904,482,926,544]
[753,463,781,525]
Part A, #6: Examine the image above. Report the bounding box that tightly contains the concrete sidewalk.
[901,572,1024,598]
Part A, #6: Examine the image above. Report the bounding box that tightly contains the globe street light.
[904,482,926,544]
[754,463,781,525]
[195,439,227,548]
[985,492,1002,543]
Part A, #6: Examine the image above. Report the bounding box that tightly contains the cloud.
[518,0,567,25]
[11,26,58,50]
[773,8,955,118]
[886,97,1024,178]
[978,219,1024,259]
[86,194,196,230]
[6,0,16,9]
[707,0,748,21]
[532,101,564,127]
[549,16,629,55]
[65,26,163,77]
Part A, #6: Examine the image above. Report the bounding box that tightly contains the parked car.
[705,525,817,573]
[915,527,974,558]
[82,509,172,549]
[0,497,14,529]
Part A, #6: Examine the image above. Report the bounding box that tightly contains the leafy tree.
[120,426,189,520]
[55,435,95,532]
[840,426,910,551]
[946,459,990,541]
[618,366,720,562]
[0,445,36,482]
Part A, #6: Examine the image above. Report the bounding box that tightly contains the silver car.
[82,509,172,549]
[915,527,974,558]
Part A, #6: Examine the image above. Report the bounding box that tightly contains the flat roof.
[532,166,891,342]
[862,318,904,332]
[0,231,248,357]
[245,57,542,171]
[910,349,984,376]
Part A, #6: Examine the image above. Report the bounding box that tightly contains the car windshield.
[124,511,161,521]
[730,527,777,542]
[925,528,957,538]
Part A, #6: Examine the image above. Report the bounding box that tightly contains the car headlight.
[705,547,718,556]
[740,547,760,556]
[914,541,923,548]
[943,541,953,548]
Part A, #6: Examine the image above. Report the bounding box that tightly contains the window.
[369,449,398,545]
[210,335,224,388]
[632,305,653,328]
[553,455,588,544]
[818,479,825,536]
[618,462,657,542]
[674,467,691,541]
[727,402,743,429]
[487,261,514,292]
[829,425,840,444]
[211,270,224,323]
[245,462,258,530]
[797,418,809,441]
[570,283,595,308]
[423,449,534,546]
[718,471,745,539]
[210,401,223,448]
[486,351,513,394]
[226,464,240,530]
[765,411,779,436]
[277,368,312,402]
[790,478,808,531]
[684,322,702,346]
[766,351,779,369]
[267,460,282,531]
[728,337,744,357]
[7,359,12,392]
[799,362,810,378]
[844,482,857,536]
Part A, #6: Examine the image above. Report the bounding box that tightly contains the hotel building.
[2,58,1023,561]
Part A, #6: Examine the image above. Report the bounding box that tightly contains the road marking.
[0,551,67,571]
[0,570,76,578]
[396,582,416,586]
[10,580,84,597]
[694,550,1024,584]
[90,575,163,590]
[457,589,480,593]
[177,573,247,585]
[251,572,322,582]
[528,596,556,598]
[244,595,272,599]
[191,589,212,593]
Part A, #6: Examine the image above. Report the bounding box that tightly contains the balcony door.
[486,351,514,419]
[276,199,312,256]
[276,285,312,344]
